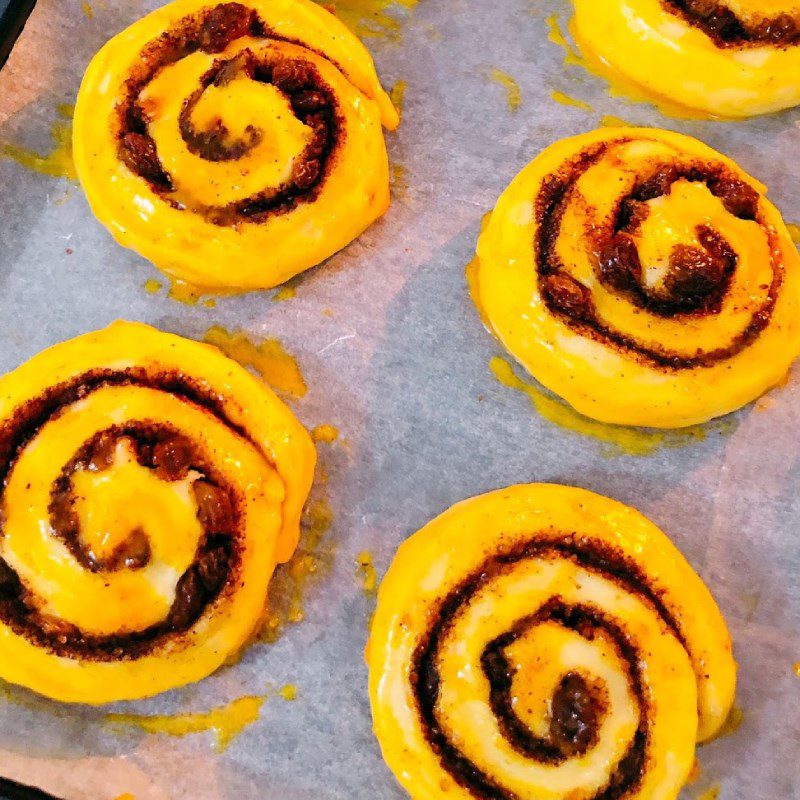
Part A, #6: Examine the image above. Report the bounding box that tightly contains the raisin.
[124,102,148,136]
[193,481,234,533]
[291,90,327,115]
[550,672,599,756]
[304,114,329,159]
[697,225,737,270]
[664,244,725,306]
[206,205,241,226]
[107,528,151,570]
[704,8,746,42]
[292,159,321,190]
[272,59,314,92]
[50,489,77,538]
[152,436,194,481]
[711,177,759,220]
[87,431,118,472]
[541,273,595,320]
[196,546,229,593]
[599,234,642,291]
[119,133,171,188]
[683,1,747,41]
[635,166,677,201]
[617,198,649,232]
[168,568,205,630]
[684,0,716,15]
[0,558,22,600]
[754,13,798,43]
[198,3,253,53]
[213,54,249,87]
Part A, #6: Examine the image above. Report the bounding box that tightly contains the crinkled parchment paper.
[0,0,798,798]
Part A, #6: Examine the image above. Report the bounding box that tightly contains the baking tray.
[0,0,798,798]
[0,0,37,69]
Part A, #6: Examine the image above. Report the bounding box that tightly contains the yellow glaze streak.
[489,356,727,456]
[74,0,399,292]
[600,114,635,128]
[166,278,231,306]
[279,683,298,700]
[108,696,264,752]
[312,423,339,442]
[320,0,417,40]
[0,105,76,180]
[714,705,744,739]
[573,0,800,117]
[203,325,307,399]
[260,497,334,642]
[368,484,736,799]
[356,550,377,594]
[475,128,800,428]
[389,79,407,117]
[488,68,521,111]
[550,90,592,112]
[273,283,298,301]
[0,322,315,703]
[545,14,582,66]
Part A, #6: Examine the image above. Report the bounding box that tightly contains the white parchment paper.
[0,1,798,798]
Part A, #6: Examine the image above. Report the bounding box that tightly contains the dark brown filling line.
[0,369,255,661]
[481,608,610,763]
[664,1,800,47]
[535,141,782,370]
[411,535,687,800]
[117,2,343,226]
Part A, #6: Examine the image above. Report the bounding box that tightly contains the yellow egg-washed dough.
[368,483,736,800]
[573,0,800,117]
[74,0,399,291]
[475,127,800,428]
[0,321,315,703]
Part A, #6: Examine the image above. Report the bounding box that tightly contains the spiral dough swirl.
[73,0,398,290]
[368,485,736,800]
[572,0,800,117]
[475,128,800,427]
[0,322,315,704]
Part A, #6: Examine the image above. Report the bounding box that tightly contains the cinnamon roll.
[474,128,800,428]
[368,484,736,800]
[573,0,800,117]
[0,322,315,703]
[73,0,398,291]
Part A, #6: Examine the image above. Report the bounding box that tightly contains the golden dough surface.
[0,321,315,704]
[368,484,736,800]
[573,0,800,118]
[474,127,800,428]
[73,0,398,291]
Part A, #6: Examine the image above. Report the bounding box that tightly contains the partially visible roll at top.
[573,0,800,117]
[73,0,398,291]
